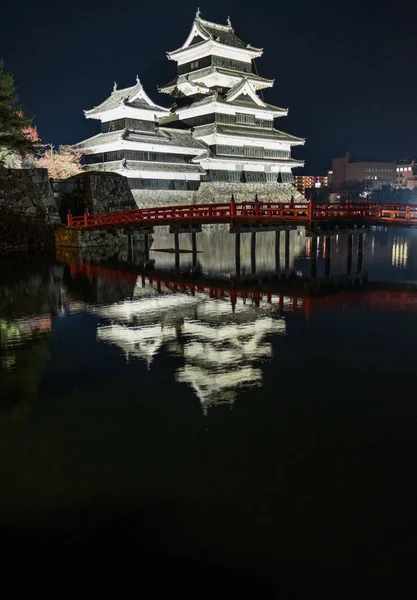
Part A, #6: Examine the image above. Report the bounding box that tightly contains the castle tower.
[76,78,207,205]
[159,12,305,203]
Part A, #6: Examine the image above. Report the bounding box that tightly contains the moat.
[1,225,416,594]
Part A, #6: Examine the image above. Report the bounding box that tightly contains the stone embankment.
[53,171,136,221]
[0,167,60,223]
[131,182,305,208]
[55,227,129,249]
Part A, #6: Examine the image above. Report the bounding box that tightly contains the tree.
[36,144,83,179]
[370,185,413,204]
[337,179,366,200]
[0,59,39,164]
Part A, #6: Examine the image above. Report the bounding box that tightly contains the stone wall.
[53,172,136,221]
[55,226,129,250]
[132,189,197,208]
[0,167,60,223]
[131,182,306,208]
[196,182,306,204]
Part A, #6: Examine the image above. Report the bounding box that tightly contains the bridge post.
[230,194,236,220]
[284,229,290,271]
[127,231,133,262]
[325,235,331,278]
[251,231,256,274]
[191,231,197,269]
[254,196,260,219]
[357,232,364,273]
[144,233,150,262]
[307,200,313,221]
[230,289,237,313]
[235,232,241,279]
[311,235,317,279]
[174,232,180,270]
[406,205,411,221]
[83,210,89,228]
[67,210,72,227]
[275,230,281,274]
[347,233,353,275]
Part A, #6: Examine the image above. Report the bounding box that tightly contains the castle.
[76,11,305,206]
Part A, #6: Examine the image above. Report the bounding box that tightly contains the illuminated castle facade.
[77,12,305,205]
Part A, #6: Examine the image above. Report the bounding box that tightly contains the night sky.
[1,0,416,174]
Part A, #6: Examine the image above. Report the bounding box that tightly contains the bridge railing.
[66,199,417,229]
[312,202,417,221]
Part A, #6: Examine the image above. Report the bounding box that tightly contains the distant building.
[331,152,396,191]
[294,175,328,195]
[396,159,417,190]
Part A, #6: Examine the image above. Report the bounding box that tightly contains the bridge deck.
[67,200,417,230]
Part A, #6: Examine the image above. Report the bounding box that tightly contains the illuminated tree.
[36,144,83,179]
[0,59,39,165]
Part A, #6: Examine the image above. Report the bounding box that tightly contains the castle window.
[236,113,255,125]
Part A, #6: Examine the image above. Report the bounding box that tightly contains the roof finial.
[227,15,232,27]
[136,74,140,84]
[196,7,201,18]
[113,81,117,92]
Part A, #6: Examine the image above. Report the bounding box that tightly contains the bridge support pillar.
[144,233,150,262]
[251,232,256,274]
[284,229,290,271]
[235,232,241,279]
[191,231,197,269]
[275,230,281,274]
[347,233,353,276]
[174,232,180,270]
[325,235,331,278]
[358,232,364,273]
[311,235,317,279]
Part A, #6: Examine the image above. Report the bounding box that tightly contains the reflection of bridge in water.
[61,237,417,412]
[68,258,417,318]
[71,262,417,315]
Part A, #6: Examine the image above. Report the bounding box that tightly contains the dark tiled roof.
[85,80,168,117]
[214,66,273,85]
[76,128,206,152]
[154,128,206,149]
[173,93,286,115]
[75,131,123,149]
[198,23,245,49]
[160,67,273,92]
[197,18,262,52]
[193,123,304,144]
[122,161,206,173]
[86,160,206,174]
[210,153,304,166]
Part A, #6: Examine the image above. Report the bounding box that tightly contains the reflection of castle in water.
[94,281,285,412]
[61,226,417,411]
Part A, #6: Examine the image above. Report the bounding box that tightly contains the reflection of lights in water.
[96,294,286,412]
[0,316,51,371]
[92,293,203,323]
[391,237,408,268]
[371,238,375,257]
[305,238,311,258]
[98,323,177,369]
[176,316,285,413]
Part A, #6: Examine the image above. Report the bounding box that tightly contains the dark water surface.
[1,227,417,595]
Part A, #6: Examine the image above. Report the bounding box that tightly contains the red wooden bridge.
[67,199,417,229]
